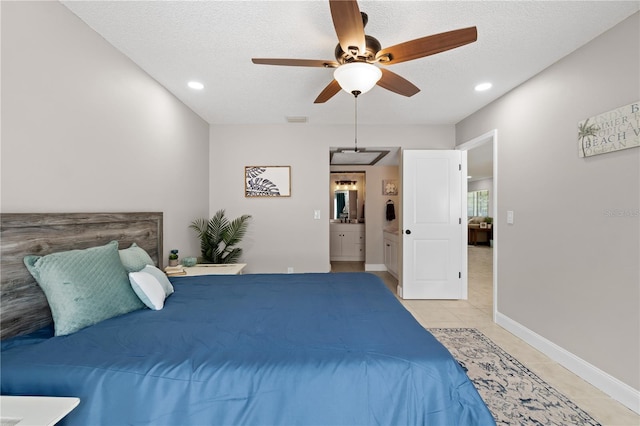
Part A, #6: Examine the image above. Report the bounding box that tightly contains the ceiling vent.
[286,116,308,123]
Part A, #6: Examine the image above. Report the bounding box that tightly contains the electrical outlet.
[287,267,294,273]
[507,210,514,225]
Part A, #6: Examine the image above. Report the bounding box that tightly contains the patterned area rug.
[429,328,601,426]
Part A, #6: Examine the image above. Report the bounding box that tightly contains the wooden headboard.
[0,212,163,340]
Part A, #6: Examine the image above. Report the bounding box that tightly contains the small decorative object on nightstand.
[168,249,179,266]
[165,265,186,276]
[181,257,197,267]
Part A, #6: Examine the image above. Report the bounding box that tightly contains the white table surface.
[183,263,246,276]
[1,396,80,426]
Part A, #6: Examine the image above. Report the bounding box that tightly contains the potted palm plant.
[189,209,251,264]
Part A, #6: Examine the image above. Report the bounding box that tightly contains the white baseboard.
[496,312,640,414]
[365,263,386,272]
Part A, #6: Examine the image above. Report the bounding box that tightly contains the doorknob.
[405,229,411,235]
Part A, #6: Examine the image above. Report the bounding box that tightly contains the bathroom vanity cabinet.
[383,230,399,278]
[330,223,365,261]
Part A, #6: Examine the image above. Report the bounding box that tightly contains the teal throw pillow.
[24,241,144,336]
[119,242,155,273]
[139,265,174,297]
[129,270,166,310]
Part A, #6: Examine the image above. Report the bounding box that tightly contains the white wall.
[210,124,453,273]
[1,1,210,262]
[457,12,639,401]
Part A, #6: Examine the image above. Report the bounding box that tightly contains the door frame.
[456,129,498,322]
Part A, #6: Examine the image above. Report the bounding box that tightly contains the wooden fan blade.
[376,27,477,65]
[314,79,342,103]
[376,68,420,97]
[329,0,366,57]
[252,58,339,68]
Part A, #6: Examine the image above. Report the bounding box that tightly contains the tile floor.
[331,246,639,426]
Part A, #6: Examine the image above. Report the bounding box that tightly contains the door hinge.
[459,272,462,279]
[459,218,462,224]
[459,164,462,171]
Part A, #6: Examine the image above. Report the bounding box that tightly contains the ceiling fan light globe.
[334,62,382,95]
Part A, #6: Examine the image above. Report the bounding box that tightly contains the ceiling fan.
[252,0,477,103]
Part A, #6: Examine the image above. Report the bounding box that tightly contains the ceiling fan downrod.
[353,90,361,152]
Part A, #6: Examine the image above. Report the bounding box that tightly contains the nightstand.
[183,263,246,276]
[1,395,80,426]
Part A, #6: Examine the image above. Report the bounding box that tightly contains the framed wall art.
[245,166,291,197]
[382,179,398,196]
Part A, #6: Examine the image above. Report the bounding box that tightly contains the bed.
[0,212,495,425]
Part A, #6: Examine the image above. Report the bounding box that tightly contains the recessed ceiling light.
[475,82,492,92]
[188,81,204,90]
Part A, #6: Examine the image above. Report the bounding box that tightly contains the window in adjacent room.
[468,190,489,217]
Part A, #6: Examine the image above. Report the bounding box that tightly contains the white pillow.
[129,271,166,310]
[140,265,174,296]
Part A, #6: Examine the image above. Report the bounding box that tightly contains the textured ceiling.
[61,1,639,127]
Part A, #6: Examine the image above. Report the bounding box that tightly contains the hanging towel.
[386,202,396,221]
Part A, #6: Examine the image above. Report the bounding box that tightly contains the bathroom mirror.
[333,190,358,221]
[330,171,365,222]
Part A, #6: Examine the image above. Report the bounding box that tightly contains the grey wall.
[456,13,639,391]
[1,1,210,262]
[209,124,453,273]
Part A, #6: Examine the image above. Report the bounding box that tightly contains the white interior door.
[400,150,467,299]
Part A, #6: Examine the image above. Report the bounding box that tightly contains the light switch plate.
[313,210,321,219]
[507,210,514,224]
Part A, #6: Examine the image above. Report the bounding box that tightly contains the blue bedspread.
[2,273,494,425]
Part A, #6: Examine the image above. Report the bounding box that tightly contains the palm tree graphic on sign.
[578,118,600,157]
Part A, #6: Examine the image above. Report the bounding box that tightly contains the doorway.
[328,148,401,275]
[329,171,366,271]
[456,130,498,322]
